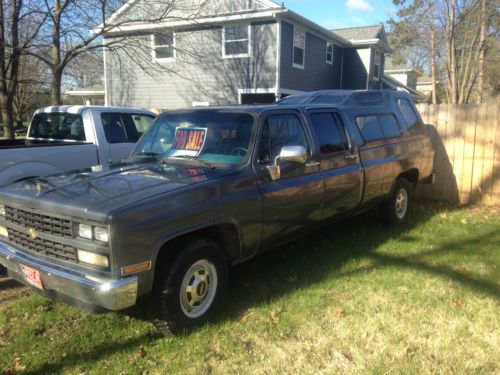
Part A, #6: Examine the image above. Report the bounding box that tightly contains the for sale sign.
[170,127,207,157]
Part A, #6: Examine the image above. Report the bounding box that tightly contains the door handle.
[306,161,320,168]
[345,153,358,160]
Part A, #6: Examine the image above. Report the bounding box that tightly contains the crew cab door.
[306,110,363,217]
[94,112,156,164]
[254,110,323,247]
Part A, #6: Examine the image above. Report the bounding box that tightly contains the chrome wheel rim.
[395,188,409,220]
[180,259,217,319]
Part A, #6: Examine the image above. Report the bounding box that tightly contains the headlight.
[94,226,109,242]
[78,224,92,240]
[0,225,8,238]
[0,204,5,216]
[77,249,109,268]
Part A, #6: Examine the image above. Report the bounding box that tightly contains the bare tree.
[29,0,209,105]
[0,0,44,139]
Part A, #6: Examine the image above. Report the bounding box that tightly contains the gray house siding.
[341,48,369,89]
[279,21,341,92]
[105,21,277,109]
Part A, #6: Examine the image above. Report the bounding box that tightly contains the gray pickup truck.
[0,90,434,335]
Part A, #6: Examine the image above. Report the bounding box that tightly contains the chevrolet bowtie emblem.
[28,228,39,239]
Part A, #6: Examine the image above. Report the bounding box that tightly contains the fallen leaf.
[400,347,409,363]
[14,357,26,372]
[461,219,468,224]
[343,351,353,361]
[453,297,465,308]
[333,307,345,320]
[138,346,147,358]
[440,213,447,219]
[457,267,469,276]
[270,310,279,324]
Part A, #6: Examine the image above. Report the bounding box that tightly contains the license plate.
[19,264,44,290]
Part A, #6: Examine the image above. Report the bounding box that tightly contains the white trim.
[238,88,276,104]
[275,20,281,100]
[98,10,284,34]
[373,51,381,81]
[151,31,176,63]
[340,48,344,89]
[222,24,251,59]
[326,42,334,65]
[292,26,305,69]
[103,39,108,106]
[192,101,210,107]
[255,0,283,8]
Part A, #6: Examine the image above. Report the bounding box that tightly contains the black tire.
[383,177,413,224]
[152,237,228,336]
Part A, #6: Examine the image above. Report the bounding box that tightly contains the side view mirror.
[267,145,308,181]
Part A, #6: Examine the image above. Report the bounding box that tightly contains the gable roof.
[332,25,383,41]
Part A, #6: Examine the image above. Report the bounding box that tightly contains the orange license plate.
[19,264,44,290]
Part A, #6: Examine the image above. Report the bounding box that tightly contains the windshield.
[29,113,85,141]
[131,110,255,166]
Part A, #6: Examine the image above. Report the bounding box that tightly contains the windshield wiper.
[134,151,160,157]
[166,155,216,169]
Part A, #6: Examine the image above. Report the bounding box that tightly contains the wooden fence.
[415,102,500,205]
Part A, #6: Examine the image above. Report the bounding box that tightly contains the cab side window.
[258,114,309,165]
[309,112,348,154]
[101,113,128,143]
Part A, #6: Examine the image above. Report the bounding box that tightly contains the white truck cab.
[0,106,156,187]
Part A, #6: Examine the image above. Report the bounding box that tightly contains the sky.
[277,0,398,30]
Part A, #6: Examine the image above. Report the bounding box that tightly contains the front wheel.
[152,238,228,336]
[383,177,413,224]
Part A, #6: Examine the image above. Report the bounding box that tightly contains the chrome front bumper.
[0,241,137,311]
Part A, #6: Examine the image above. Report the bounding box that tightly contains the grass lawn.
[0,203,498,374]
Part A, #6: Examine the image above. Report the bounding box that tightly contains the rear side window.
[29,113,85,141]
[356,115,383,142]
[309,112,348,154]
[396,98,420,129]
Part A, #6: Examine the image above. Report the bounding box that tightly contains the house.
[100,0,393,109]
[65,85,105,105]
[383,58,429,102]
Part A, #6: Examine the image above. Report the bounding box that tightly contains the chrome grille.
[5,206,73,238]
[7,228,77,263]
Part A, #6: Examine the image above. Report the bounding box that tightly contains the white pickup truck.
[0,106,156,187]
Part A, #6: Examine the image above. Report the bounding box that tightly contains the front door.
[254,111,324,248]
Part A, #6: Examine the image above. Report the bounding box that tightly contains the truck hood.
[0,162,237,222]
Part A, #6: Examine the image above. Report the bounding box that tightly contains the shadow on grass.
[21,335,153,375]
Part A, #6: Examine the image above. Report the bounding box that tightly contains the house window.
[153,31,174,61]
[373,51,381,80]
[293,27,305,69]
[326,43,334,64]
[223,25,250,58]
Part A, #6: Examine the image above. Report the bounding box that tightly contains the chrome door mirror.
[266,145,308,181]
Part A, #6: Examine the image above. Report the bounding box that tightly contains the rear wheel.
[152,238,227,336]
[383,177,413,224]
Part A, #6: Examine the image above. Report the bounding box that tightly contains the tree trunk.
[51,0,62,105]
[51,68,63,105]
[449,0,458,104]
[431,6,438,104]
[477,0,486,103]
[1,99,15,140]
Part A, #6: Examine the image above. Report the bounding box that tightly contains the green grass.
[0,204,499,374]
